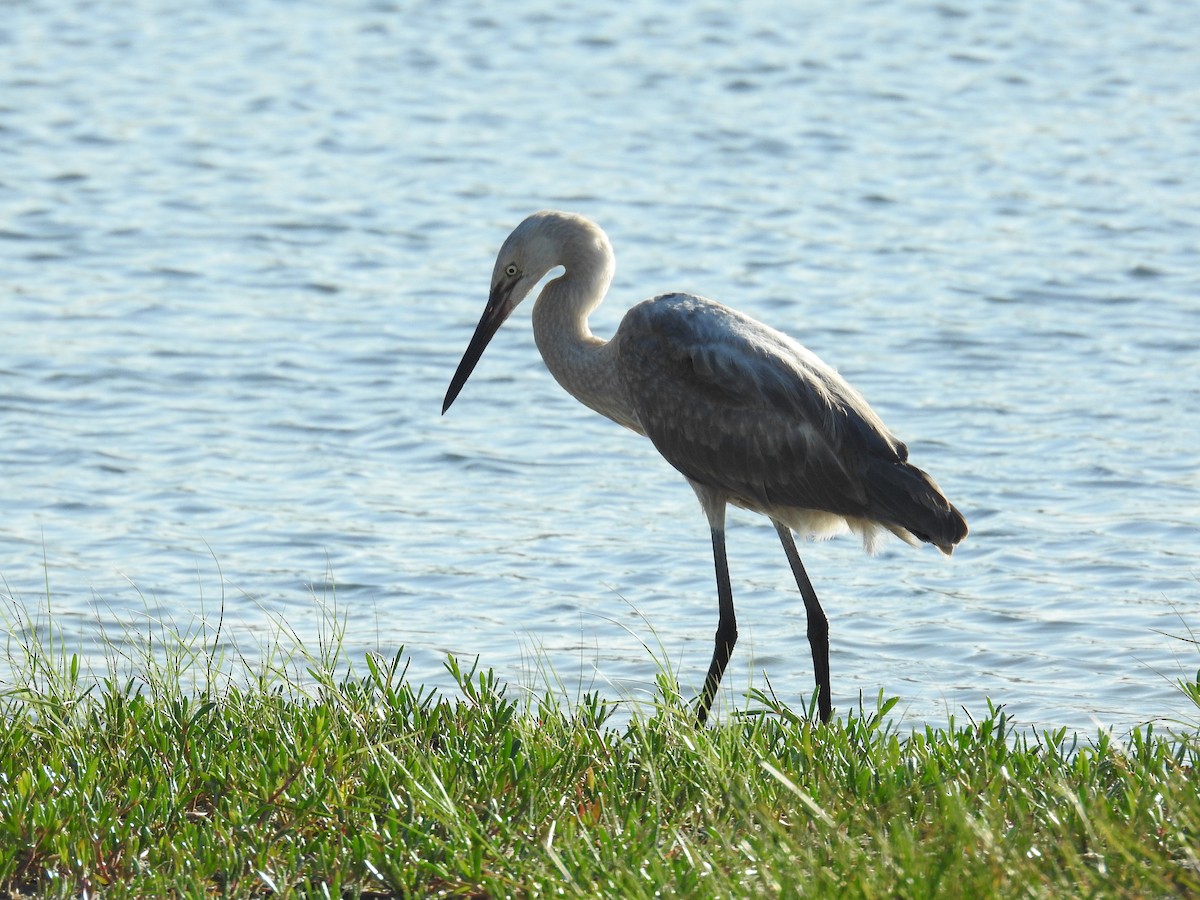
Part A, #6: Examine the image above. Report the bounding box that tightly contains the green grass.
[1,598,1198,898]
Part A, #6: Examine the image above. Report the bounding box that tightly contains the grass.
[1,597,1198,898]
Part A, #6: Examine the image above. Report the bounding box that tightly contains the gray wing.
[614,293,905,518]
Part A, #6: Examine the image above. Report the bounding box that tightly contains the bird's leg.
[773,520,832,723]
[697,525,737,726]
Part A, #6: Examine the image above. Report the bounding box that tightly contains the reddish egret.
[443,210,967,724]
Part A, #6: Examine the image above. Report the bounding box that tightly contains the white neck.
[531,274,642,434]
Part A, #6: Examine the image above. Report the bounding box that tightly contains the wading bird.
[442,211,966,724]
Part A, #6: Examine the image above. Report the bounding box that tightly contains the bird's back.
[614,293,966,552]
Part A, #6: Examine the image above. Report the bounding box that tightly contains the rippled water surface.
[3,0,1198,732]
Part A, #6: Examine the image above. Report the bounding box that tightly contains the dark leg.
[773,520,831,723]
[697,527,737,725]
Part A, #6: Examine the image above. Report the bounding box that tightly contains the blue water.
[2,0,1198,733]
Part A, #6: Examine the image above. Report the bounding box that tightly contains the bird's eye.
[505,264,518,277]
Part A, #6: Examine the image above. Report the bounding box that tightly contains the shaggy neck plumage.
[530,258,642,435]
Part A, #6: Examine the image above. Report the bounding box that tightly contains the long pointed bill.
[442,285,516,414]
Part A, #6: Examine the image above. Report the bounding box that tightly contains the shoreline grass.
[1,599,1198,897]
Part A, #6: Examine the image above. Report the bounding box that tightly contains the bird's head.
[442,210,598,414]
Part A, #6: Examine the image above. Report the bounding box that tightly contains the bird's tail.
[864,460,968,555]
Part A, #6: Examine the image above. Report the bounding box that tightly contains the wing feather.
[614,293,905,518]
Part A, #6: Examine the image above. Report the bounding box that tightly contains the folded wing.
[615,293,966,551]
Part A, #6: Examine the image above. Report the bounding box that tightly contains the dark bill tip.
[442,291,513,414]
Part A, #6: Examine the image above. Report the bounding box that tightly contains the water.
[2,0,1198,734]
